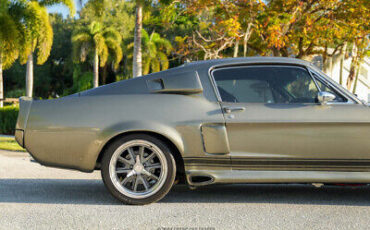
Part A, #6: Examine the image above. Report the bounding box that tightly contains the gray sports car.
[15,57,370,205]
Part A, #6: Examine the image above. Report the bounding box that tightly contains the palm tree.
[132,0,144,78]
[72,21,122,88]
[132,0,174,77]
[126,30,172,75]
[19,0,75,97]
[142,30,172,75]
[0,0,24,107]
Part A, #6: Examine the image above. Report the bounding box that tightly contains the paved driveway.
[1,150,370,230]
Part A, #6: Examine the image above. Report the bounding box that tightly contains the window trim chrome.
[209,64,322,104]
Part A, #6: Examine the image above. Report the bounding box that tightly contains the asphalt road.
[1,150,370,230]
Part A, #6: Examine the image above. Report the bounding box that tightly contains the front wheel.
[101,134,176,205]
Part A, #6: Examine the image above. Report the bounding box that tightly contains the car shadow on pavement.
[0,179,120,205]
[163,184,370,206]
[1,179,370,206]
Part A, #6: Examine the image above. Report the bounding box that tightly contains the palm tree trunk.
[0,54,3,108]
[93,49,99,88]
[346,45,358,90]
[327,57,333,77]
[132,1,143,78]
[339,43,346,85]
[322,46,329,74]
[243,23,252,57]
[233,40,239,57]
[346,59,356,91]
[26,53,34,97]
[339,55,344,85]
[352,65,360,94]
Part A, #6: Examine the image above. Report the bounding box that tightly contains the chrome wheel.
[108,140,168,199]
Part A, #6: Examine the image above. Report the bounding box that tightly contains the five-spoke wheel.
[101,134,176,205]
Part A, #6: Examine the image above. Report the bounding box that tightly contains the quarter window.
[213,66,320,103]
[311,73,347,102]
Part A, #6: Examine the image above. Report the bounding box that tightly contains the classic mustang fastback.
[15,57,370,204]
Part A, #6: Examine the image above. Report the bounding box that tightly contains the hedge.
[0,105,19,135]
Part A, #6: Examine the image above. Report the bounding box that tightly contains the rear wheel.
[101,134,176,205]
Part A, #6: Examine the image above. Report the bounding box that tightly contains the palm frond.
[157,52,169,71]
[35,6,53,64]
[142,29,150,45]
[72,40,91,63]
[2,49,19,69]
[103,28,122,43]
[72,20,122,70]
[19,44,32,64]
[0,14,20,45]
[142,56,151,75]
[140,30,172,74]
[89,21,102,35]
[150,32,161,42]
[0,12,22,68]
[154,37,173,55]
[72,41,83,63]
[18,1,53,65]
[72,32,92,43]
[93,33,104,52]
[38,0,75,17]
[146,42,157,58]
[125,42,134,50]
[99,44,108,67]
[105,38,122,69]
[94,33,108,67]
[72,26,90,36]
[150,58,160,73]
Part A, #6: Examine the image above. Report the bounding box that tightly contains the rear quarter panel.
[24,94,224,171]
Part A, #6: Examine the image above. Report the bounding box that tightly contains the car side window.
[213,66,320,103]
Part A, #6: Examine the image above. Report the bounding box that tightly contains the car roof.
[180,57,313,69]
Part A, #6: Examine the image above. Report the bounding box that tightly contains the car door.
[211,65,370,171]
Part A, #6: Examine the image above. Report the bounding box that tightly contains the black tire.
[101,134,176,205]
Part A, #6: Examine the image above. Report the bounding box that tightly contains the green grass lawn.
[0,136,25,152]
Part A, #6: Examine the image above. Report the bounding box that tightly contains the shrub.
[0,105,19,135]
[5,89,26,98]
[63,67,93,96]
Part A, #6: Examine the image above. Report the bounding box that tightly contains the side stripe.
[183,157,370,171]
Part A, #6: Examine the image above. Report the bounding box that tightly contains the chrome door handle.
[223,106,246,114]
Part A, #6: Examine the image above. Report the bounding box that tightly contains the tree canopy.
[1,0,369,99]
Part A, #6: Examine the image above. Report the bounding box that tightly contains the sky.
[47,0,84,18]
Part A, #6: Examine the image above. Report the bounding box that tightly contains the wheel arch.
[95,130,186,183]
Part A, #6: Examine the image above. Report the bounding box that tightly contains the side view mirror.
[317,91,336,104]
